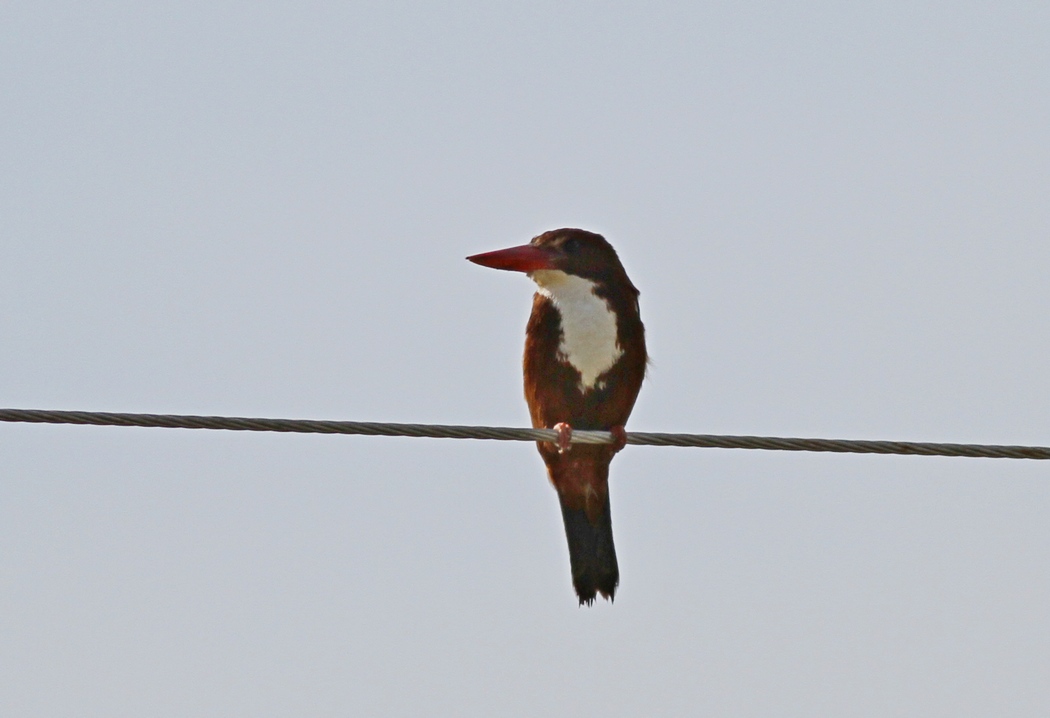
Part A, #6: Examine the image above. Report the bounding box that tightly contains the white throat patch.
[530,269,623,391]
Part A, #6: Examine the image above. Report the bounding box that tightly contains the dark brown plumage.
[468,229,647,605]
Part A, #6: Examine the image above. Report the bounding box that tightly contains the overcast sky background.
[3,2,1050,715]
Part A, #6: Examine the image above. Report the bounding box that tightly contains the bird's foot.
[610,425,628,454]
[553,422,573,454]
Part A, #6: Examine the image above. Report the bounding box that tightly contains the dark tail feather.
[559,492,619,605]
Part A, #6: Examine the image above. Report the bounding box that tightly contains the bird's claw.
[610,425,628,454]
[553,422,573,453]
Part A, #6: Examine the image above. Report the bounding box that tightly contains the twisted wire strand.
[2,408,1049,460]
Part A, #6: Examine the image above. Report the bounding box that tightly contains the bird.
[467,229,647,605]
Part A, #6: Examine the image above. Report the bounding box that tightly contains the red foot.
[553,422,573,454]
[610,425,627,454]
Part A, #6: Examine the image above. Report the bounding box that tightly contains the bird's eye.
[562,237,579,253]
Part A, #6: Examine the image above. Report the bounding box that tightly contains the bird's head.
[467,228,637,296]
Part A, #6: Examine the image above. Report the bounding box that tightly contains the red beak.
[466,244,555,273]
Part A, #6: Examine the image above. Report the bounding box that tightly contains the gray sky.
[3,2,1050,715]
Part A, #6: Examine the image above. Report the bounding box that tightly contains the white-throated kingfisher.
[468,229,647,605]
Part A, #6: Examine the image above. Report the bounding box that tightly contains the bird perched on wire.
[467,229,647,605]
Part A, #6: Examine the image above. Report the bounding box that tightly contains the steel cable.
[2,408,1049,460]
